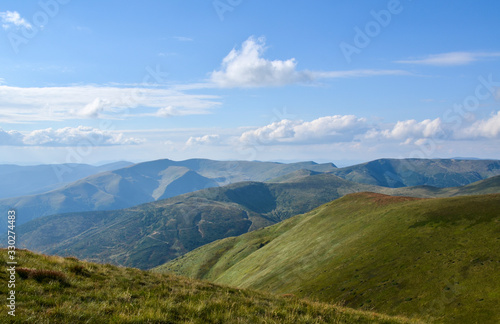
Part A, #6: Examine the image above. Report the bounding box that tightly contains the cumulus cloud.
[186,134,220,146]
[236,115,460,147]
[0,11,31,30]
[456,111,500,139]
[0,85,220,123]
[0,126,142,146]
[396,52,500,66]
[211,36,307,88]
[211,36,408,88]
[0,128,24,145]
[240,115,368,144]
[367,118,443,142]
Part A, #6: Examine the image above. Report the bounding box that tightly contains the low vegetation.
[0,249,419,323]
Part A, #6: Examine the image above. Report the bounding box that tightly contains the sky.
[0,0,499,166]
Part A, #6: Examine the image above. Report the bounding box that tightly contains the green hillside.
[0,250,418,324]
[158,193,500,323]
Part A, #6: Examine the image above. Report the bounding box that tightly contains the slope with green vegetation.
[159,193,500,323]
[0,249,419,324]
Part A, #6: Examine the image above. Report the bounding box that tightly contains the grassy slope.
[159,193,500,323]
[0,250,418,324]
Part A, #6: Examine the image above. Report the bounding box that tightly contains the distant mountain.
[14,171,500,270]
[159,193,500,323]
[0,161,133,199]
[3,158,499,230]
[384,174,500,198]
[330,158,500,188]
[0,158,337,230]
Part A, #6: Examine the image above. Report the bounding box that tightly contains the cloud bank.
[240,115,368,144]
[0,85,221,123]
[187,112,500,147]
[0,126,142,146]
[186,134,220,146]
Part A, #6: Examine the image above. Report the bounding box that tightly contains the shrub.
[16,267,69,285]
[68,264,91,277]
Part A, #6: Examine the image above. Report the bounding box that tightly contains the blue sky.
[0,0,499,165]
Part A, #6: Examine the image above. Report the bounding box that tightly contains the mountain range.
[0,161,132,199]
[3,157,500,323]
[13,170,500,270]
[3,158,500,232]
[0,159,336,230]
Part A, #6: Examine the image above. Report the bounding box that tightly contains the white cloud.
[0,128,24,145]
[78,98,108,118]
[211,36,307,88]
[0,85,221,123]
[396,52,500,66]
[188,113,500,150]
[211,36,408,88]
[457,111,500,139]
[240,115,368,144]
[0,126,142,147]
[186,134,220,146]
[155,106,204,117]
[366,118,443,143]
[0,11,31,30]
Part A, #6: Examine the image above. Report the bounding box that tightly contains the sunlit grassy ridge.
[159,193,500,323]
[0,249,420,323]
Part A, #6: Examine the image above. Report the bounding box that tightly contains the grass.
[0,249,420,323]
[159,193,500,323]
